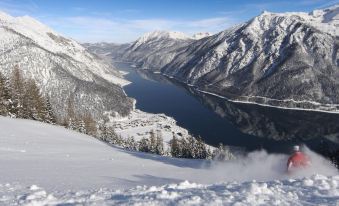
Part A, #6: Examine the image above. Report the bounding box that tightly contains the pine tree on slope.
[10,66,25,118]
[83,112,97,137]
[155,130,164,155]
[139,137,150,153]
[0,72,10,116]
[45,97,57,124]
[170,132,181,158]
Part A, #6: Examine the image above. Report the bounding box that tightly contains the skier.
[287,145,310,173]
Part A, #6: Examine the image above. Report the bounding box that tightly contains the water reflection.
[137,69,339,146]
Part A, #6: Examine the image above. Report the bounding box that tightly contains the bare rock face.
[0,12,133,119]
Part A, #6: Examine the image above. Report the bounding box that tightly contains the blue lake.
[115,62,339,154]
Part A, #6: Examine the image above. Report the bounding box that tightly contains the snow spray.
[206,145,338,183]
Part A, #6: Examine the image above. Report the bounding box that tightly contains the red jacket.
[287,151,310,170]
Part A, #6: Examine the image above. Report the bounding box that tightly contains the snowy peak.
[138,30,190,42]
[0,11,85,58]
[132,30,190,48]
[128,30,193,53]
[192,32,212,40]
[0,11,129,85]
[311,4,339,24]
[248,5,339,37]
[0,11,14,22]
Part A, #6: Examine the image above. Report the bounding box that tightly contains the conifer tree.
[98,123,108,141]
[45,97,56,124]
[65,95,77,129]
[0,72,10,116]
[68,118,78,130]
[149,129,157,153]
[83,112,97,136]
[180,136,193,158]
[78,119,86,134]
[66,95,76,119]
[10,65,25,118]
[24,79,46,121]
[114,134,124,146]
[139,137,150,153]
[170,132,180,157]
[195,136,208,159]
[155,130,164,155]
[125,136,137,151]
[106,126,119,144]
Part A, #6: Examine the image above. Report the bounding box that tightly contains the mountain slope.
[160,5,339,111]
[94,6,339,112]
[85,31,195,70]
[120,31,194,70]
[0,12,133,119]
[0,117,337,205]
[83,31,212,65]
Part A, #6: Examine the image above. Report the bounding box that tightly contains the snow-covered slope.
[0,11,133,118]
[132,31,190,48]
[120,31,194,70]
[0,117,338,205]
[160,5,339,112]
[86,30,195,70]
[82,42,130,60]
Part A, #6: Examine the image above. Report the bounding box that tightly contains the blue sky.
[0,0,338,43]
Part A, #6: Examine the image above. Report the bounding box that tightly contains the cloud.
[41,15,237,43]
[3,0,334,43]
[0,0,38,16]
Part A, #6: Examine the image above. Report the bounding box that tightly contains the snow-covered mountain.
[161,5,339,111]
[90,5,339,112]
[83,31,212,70]
[0,117,337,205]
[0,11,133,119]
[119,30,194,69]
[85,30,195,70]
[82,42,130,60]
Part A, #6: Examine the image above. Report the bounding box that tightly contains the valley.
[0,2,338,205]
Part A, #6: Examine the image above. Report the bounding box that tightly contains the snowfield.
[0,117,338,205]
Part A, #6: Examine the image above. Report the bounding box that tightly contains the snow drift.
[1,175,338,205]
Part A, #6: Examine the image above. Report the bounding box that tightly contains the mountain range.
[86,5,339,112]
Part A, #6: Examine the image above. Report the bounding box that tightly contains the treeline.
[170,135,234,160]
[62,95,98,137]
[97,128,234,161]
[0,66,235,161]
[0,66,56,123]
